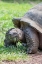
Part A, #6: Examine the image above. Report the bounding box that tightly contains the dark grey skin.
[12,4,42,54]
[4,28,24,47]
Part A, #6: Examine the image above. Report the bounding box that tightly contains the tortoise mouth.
[13,37,19,42]
[14,38,16,42]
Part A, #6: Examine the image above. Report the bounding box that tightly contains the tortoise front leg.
[24,27,39,54]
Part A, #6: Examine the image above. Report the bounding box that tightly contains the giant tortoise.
[12,4,42,54]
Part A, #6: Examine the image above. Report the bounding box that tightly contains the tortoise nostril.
[14,35,17,37]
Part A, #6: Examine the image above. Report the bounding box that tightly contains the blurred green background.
[0,0,42,61]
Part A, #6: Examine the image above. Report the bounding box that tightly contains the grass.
[0,1,34,61]
[0,44,28,61]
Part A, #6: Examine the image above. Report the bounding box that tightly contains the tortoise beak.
[14,38,16,42]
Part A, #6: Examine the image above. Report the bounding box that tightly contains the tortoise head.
[8,28,24,43]
[9,28,19,42]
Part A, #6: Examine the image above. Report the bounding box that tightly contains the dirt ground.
[1,51,42,64]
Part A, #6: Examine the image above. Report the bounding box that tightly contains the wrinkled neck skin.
[18,29,25,42]
[20,21,29,30]
[20,22,32,43]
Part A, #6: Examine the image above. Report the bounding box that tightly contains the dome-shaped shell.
[21,3,42,33]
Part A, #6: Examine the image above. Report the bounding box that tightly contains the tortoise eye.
[13,33,17,35]
[13,33,18,37]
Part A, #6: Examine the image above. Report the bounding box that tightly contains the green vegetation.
[1,0,42,3]
[0,1,35,61]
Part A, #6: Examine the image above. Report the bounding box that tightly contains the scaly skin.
[24,27,39,54]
